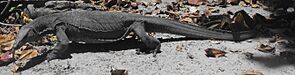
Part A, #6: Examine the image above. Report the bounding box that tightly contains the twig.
[0,0,11,15]
[0,21,22,26]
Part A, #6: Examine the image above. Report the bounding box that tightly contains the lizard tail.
[144,18,255,41]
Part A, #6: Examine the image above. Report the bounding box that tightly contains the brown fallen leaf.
[0,33,15,43]
[179,17,193,23]
[0,40,15,51]
[244,0,251,4]
[47,34,57,42]
[10,63,25,72]
[21,12,33,24]
[111,68,128,75]
[239,70,263,75]
[188,0,207,5]
[0,33,16,51]
[227,0,240,5]
[17,49,38,60]
[0,52,13,62]
[151,9,161,16]
[152,0,161,3]
[109,5,122,12]
[251,4,259,8]
[14,26,20,33]
[13,44,38,60]
[205,48,226,58]
[239,1,247,7]
[256,44,275,53]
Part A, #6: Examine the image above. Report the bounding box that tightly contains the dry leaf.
[0,33,15,43]
[0,52,13,62]
[151,9,161,16]
[152,0,161,3]
[205,48,226,58]
[239,70,263,75]
[48,34,57,42]
[111,68,128,75]
[14,27,20,33]
[109,5,121,12]
[17,49,38,60]
[166,11,180,16]
[13,44,38,60]
[244,0,251,4]
[239,1,247,7]
[256,44,275,53]
[10,63,25,72]
[179,17,193,23]
[251,4,259,8]
[227,0,240,5]
[0,33,16,51]
[21,12,33,24]
[188,0,207,5]
[0,40,15,51]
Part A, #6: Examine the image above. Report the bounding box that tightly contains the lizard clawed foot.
[46,50,59,62]
[135,47,161,57]
[46,50,72,62]
[152,45,161,57]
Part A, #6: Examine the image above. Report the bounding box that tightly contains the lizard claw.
[152,45,161,57]
[46,51,58,62]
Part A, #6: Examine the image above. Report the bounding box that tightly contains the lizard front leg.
[46,25,70,61]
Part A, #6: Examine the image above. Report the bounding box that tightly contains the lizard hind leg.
[132,21,161,57]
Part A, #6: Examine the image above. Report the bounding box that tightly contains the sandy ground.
[0,33,295,75]
[1,0,295,75]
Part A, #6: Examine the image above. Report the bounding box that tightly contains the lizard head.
[12,25,40,50]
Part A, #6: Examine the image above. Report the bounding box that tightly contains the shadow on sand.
[15,37,203,72]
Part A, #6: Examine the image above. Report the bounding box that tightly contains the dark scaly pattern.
[27,10,256,42]
[57,11,129,32]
